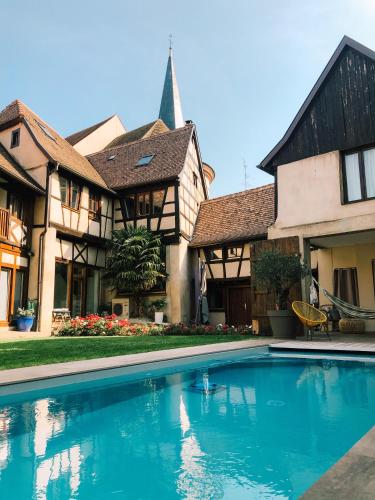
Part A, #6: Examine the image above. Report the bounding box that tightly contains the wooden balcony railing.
[0,208,9,239]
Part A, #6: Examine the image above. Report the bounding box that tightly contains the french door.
[0,268,11,324]
[71,264,86,318]
[56,262,101,318]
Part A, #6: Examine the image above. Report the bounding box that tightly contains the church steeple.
[159,43,184,129]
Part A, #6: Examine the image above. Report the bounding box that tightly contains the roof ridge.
[201,183,274,204]
[87,123,194,157]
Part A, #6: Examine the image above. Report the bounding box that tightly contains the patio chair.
[292,301,330,341]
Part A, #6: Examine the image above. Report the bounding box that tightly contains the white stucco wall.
[72,115,126,156]
[270,151,375,239]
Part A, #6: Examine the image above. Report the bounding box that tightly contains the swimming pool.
[1,347,375,499]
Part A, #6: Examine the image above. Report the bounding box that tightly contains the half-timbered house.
[258,36,375,331]
[190,185,274,326]
[88,122,213,323]
[0,143,44,326]
[0,100,116,331]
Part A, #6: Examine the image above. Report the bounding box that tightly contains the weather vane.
[169,34,173,50]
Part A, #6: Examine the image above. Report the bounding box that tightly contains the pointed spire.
[159,40,184,129]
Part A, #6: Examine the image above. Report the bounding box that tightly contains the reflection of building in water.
[0,411,10,471]
[33,399,81,500]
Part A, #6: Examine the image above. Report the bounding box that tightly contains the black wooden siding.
[267,47,375,172]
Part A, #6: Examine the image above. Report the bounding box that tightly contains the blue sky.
[2,0,375,196]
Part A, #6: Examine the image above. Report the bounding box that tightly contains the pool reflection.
[0,357,375,499]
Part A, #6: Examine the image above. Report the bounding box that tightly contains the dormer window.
[136,154,154,167]
[343,147,375,202]
[11,129,20,148]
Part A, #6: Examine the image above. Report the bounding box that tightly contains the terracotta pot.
[267,310,296,338]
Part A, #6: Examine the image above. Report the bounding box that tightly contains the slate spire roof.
[159,48,184,129]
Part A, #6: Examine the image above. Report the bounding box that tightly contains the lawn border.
[0,338,281,388]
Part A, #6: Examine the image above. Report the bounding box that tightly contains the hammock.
[312,277,375,320]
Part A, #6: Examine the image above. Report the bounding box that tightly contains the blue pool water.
[1,348,375,499]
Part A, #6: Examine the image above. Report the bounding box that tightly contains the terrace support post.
[299,236,312,337]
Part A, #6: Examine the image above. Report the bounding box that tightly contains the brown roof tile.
[0,143,44,193]
[0,100,109,189]
[65,116,114,145]
[104,119,169,149]
[190,184,275,247]
[88,124,193,190]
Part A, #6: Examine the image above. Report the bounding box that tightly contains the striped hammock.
[312,277,375,320]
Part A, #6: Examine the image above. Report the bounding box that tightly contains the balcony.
[0,207,9,240]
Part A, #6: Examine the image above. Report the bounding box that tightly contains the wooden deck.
[270,338,375,354]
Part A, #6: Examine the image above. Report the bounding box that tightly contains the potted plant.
[150,297,167,324]
[16,307,35,332]
[252,250,306,338]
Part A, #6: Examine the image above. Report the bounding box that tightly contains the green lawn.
[0,335,252,370]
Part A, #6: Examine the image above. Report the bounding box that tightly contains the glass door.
[86,268,100,315]
[13,269,25,316]
[71,264,86,318]
[0,268,11,322]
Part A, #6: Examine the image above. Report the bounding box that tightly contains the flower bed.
[57,315,164,337]
[57,315,254,337]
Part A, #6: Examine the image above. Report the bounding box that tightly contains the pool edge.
[301,426,375,499]
[0,338,280,388]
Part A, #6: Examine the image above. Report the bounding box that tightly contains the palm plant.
[105,226,166,316]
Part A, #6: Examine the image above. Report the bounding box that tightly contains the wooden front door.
[227,287,252,326]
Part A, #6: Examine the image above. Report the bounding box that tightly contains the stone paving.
[302,426,375,499]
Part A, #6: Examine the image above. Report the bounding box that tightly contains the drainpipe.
[36,162,59,331]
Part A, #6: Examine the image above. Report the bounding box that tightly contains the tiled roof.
[0,100,109,189]
[65,116,114,145]
[190,184,275,247]
[104,119,169,149]
[0,143,44,193]
[88,124,193,190]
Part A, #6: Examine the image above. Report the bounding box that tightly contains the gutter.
[36,162,59,331]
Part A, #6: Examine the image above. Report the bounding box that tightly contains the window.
[89,191,101,220]
[153,190,164,215]
[36,121,56,142]
[343,147,375,202]
[8,193,23,219]
[86,268,101,314]
[136,154,154,167]
[137,192,150,216]
[193,172,198,188]
[59,177,81,210]
[125,190,165,218]
[124,195,136,218]
[13,270,25,315]
[208,248,223,261]
[207,284,224,310]
[54,262,69,309]
[11,129,20,148]
[226,247,241,259]
[334,268,359,306]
